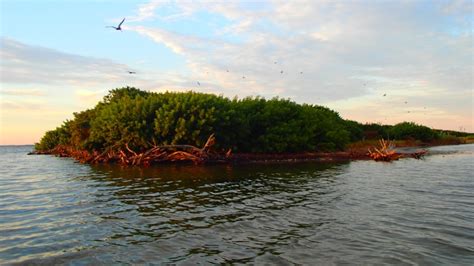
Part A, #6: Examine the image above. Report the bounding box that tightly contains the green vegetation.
[35,87,470,153]
[388,122,437,142]
[35,121,71,151]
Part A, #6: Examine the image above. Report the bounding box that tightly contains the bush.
[39,88,462,153]
[36,87,354,153]
[389,122,437,142]
[361,123,389,140]
[344,120,364,142]
[35,122,71,150]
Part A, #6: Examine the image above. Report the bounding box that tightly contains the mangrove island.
[33,87,473,165]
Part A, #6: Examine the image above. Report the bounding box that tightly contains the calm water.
[0,145,473,265]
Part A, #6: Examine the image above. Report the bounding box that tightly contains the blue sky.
[0,0,473,144]
[1,1,186,69]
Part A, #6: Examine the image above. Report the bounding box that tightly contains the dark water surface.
[1,145,473,265]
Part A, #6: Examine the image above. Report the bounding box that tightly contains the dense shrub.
[389,122,437,142]
[343,120,364,142]
[36,87,355,152]
[36,87,457,153]
[361,123,390,140]
[35,122,71,150]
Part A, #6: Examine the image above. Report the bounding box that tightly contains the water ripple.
[1,144,473,265]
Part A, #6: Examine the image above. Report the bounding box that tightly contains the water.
[1,145,473,265]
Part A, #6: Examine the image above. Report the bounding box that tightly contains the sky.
[0,0,472,145]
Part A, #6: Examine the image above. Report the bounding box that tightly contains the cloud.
[0,37,131,86]
[127,0,201,22]
[127,0,165,22]
[2,1,471,134]
[439,0,473,15]
[0,89,46,96]
[0,37,208,99]
[74,89,107,105]
[0,99,44,111]
[122,0,472,131]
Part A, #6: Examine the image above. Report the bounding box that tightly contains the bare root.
[45,134,230,166]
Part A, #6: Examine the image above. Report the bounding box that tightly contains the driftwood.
[34,134,229,166]
[410,150,427,159]
[368,139,427,161]
[29,135,429,165]
[368,139,400,161]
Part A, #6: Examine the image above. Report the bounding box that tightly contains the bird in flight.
[197,81,201,86]
[127,71,136,74]
[383,93,387,97]
[106,18,125,31]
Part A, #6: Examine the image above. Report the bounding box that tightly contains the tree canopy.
[35,87,450,153]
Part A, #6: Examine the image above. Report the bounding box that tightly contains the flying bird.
[106,18,125,31]
[197,81,201,86]
[127,71,136,74]
[383,93,386,97]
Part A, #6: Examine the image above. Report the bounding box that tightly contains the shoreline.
[27,140,467,166]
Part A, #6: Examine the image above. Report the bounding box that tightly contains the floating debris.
[368,139,400,161]
[368,139,428,161]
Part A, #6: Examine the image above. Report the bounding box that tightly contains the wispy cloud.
[0,37,198,101]
[122,0,472,131]
[439,0,473,15]
[1,89,46,96]
[0,99,44,111]
[1,1,472,138]
[75,88,105,101]
[0,37,131,86]
[127,0,166,22]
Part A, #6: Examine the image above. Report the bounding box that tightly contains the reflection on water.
[0,145,473,264]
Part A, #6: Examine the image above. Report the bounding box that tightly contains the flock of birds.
[107,17,423,115]
[106,18,304,85]
[197,62,303,87]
